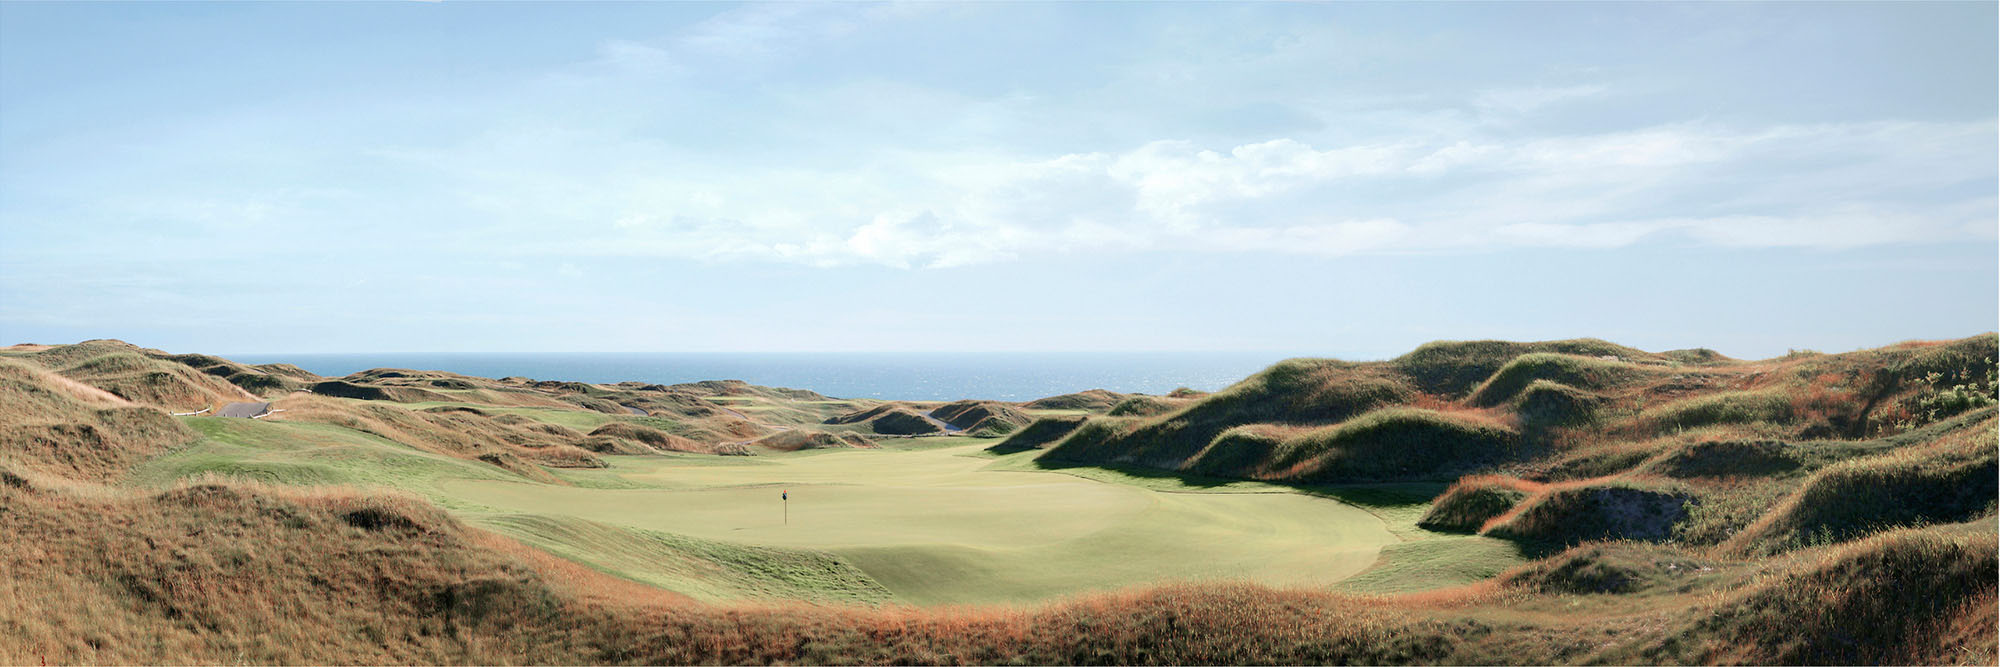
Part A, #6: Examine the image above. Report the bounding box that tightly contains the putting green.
[439,443,1396,605]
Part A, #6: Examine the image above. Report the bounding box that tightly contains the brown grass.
[4,335,1994,664]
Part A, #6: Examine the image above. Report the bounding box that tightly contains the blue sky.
[1,2,1994,359]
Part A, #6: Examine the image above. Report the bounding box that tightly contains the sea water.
[225,351,1287,401]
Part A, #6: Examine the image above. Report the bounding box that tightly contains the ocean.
[224,352,1288,401]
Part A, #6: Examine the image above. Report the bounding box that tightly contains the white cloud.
[1474,84,1610,113]
[476,118,1991,268]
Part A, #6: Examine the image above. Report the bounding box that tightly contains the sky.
[1,2,1994,360]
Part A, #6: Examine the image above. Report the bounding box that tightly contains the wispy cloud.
[454,118,1993,268]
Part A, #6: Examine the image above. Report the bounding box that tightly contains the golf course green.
[440,443,1398,605]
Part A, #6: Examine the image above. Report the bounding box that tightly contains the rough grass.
[1047,359,1413,471]
[1417,475,1543,533]
[1393,337,1658,397]
[1467,353,1650,407]
[588,421,739,455]
[1182,423,1298,478]
[0,358,195,481]
[929,400,1033,435]
[6,466,1991,665]
[1510,380,1604,427]
[33,344,255,410]
[1022,389,1125,412]
[1484,479,1696,545]
[1264,408,1521,483]
[825,404,943,435]
[1630,389,1794,435]
[0,477,601,665]
[1630,525,1999,665]
[1503,541,1720,595]
[750,430,872,452]
[1645,438,1801,478]
[985,415,1086,453]
[5,335,1996,664]
[1727,413,1998,555]
[1105,395,1186,417]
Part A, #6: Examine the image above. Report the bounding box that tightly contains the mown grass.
[470,513,891,604]
[5,335,1994,664]
[132,417,521,509]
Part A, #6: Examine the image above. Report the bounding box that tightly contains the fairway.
[440,443,1397,605]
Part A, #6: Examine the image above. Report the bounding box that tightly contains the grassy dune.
[2,336,1994,664]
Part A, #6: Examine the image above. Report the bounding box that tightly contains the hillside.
[1,336,1993,664]
[929,400,1034,435]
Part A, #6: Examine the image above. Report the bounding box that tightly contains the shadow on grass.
[1028,455,1568,559]
[1027,457,1246,490]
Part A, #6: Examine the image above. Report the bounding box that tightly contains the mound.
[309,380,452,403]
[1393,338,1660,397]
[930,400,1032,435]
[1105,395,1187,417]
[1484,482,1695,545]
[664,379,832,402]
[751,430,873,451]
[1510,380,1603,427]
[1646,438,1800,478]
[1660,348,1733,365]
[1181,423,1294,478]
[0,358,195,481]
[1630,390,1792,434]
[1022,389,1125,412]
[1467,353,1650,407]
[1417,475,1542,533]
[1644,527,1998,665]
[559,394,631,415]
[986,416,1087,453]
[520,444,607,468]
[586,422,712,455]
[271,396,579,483]
[824,405,942,436]
[28,342,253,410]
[1728,413,1998,554]
[1504,542,1717,595]
[1259,408,1521,483]
[163,352,317,396]
[0,478,629,664]
[1045,359,1412,471]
